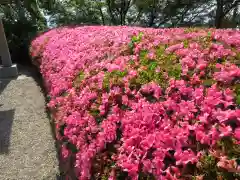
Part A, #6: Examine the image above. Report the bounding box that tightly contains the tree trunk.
[215,0,224,28]
[148,0,156,27]
[231,5,238,27]
[106,0,117,25]
[120,0,124,25]
[99,6,105,25]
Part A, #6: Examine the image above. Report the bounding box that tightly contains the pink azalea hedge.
[30,26,240,180]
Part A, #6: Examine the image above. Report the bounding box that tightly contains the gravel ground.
[0,65,59,180]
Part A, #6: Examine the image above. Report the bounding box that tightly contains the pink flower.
[155,67,161,73]
[129,70,137,76]
[196,129,210,145]
[122,95,129,105]
[219,125,232,138]
[191,73,201,85]
[217,156,237,172]
[122,161,139,178]
[108,169,116,180]
[141,82,162,99]
[147,51,156,59]
[99,104,106,115]
[214,71,234,83]
[196,62,207,70]
[61,145,69,158]
[142,159,153,173]
[107,63,121,72]
[189,42,200,49]
[31,26,240,179]
[234,128,240,140]
[180,56,196,69]
[140,134,155,151]
[195,175,204,180]
[214,64,240,83]
[199,113,209,123]
[165,43,184,54]
[174,149,198,166]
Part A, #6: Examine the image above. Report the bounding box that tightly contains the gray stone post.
[0,13,18,78]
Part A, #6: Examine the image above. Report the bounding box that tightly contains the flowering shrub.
[30,26,240,180]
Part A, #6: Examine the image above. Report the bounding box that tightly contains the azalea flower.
[31,26,240,180]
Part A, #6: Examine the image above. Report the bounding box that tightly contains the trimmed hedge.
[30,26,240,180]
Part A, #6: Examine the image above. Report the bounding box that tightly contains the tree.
[44,0,104,26]
[215,0,240,28]
[0,0,50,64]
[105,0,133,25]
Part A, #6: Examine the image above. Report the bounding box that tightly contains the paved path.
[0,65,59,180]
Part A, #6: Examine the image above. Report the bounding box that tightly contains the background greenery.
[0,0,239,64]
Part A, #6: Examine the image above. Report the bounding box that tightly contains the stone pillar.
[0,14,18,78]
[0,17,12,66]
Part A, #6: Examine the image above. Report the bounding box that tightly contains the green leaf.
[148,61,158,71]
[129,59,135,65]
[89,109,100,117]
[168,64,181,79]
[183,40,189,48]
[203,79,216,87]
[61,92,68,97]
[128,41,134,49]
[96,116,105,124]
[131,32,143,43]
[120,104,132,111]
[46,95,51,102]
[236,95,240,105]
[236,158,240,165]
[78,71,85,81]
[138,32,143,39]
[59,123,67,136]
[114,70,127,77]
[139,50,149,65]
[66,142,78,153]
[103,72,110,92]
[156,46,165,57]
[132,36,138,42]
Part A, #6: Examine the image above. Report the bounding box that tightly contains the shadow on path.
[0,109,15,154]
[0,79,15,154]
[0,78,13,94]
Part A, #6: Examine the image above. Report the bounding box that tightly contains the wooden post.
[0,13,18,78]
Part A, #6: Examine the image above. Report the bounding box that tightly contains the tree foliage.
[0,0,49,64]
[45,0,240,28]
